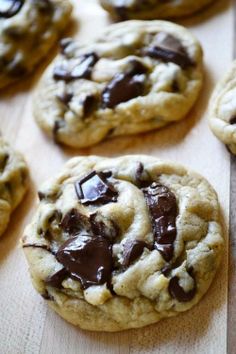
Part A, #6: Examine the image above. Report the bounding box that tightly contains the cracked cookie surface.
[0,0,72,89]
[34,20,203,148]
[22,155,223,331]
[0,137,29,237]
[208,61,236,154]
[99,0,214,20]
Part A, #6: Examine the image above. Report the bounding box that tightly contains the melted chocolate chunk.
[135,162,151,188]
[123,240,149,267]
[142,183,178,261]
[101,72,145,109]
[115,6,128,20]
[168,270,196,302]
[61,209,89,235]
[89,212,119,242]
[161,264,172,277]
[80,95,98,118]
[127,60,148,75]
[0,0,24,18]
[75,171,118,205]
[143,32,193,69]
[230,116,236,125]
[45,268,68,288]
[53,53,98,82]
[38,191,45,201]
[56,235,113,289]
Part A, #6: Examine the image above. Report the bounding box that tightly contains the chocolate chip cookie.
[208,61,236,154]
[0,137,29,237]
[22,155,223,331]
[100,0,214,20]
[0,0,72,89]
[34,20,203,148]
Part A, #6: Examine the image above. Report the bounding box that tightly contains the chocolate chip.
[127,60,148,75]
[61,208,89,235]
[101,72,145,109]
[161,264,172,277]
[89,212,119,242]
[168,271,196,302]
[115,6,128,20]
[123,240,149,267]
[57,92,73,106]
[0,154,9,173]
[38,191,46,201]
[135,162,151,188]
[230,116,236,125]
[143,32,193,69]
[41,291,54,301]
[0,0,24,18]
[142,183,178,261]
[53,120,64,142]
[53,53,98,82]
[75,171,118,205]
[56,235,113,289]
[80,95,98,118]
[45,268,68,288]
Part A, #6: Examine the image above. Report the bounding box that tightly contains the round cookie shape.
[22,155,223,331]
[99,0,214,20]
[0,0,72,89]
[34,20,203,148]
[0,137,29,237]
[208,61,236,154]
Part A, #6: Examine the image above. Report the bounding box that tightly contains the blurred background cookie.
[0,0,72,89]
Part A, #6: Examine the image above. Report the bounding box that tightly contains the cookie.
[34,20,203,148]
[208,61,236,154]
[99,0,214,20]
[0,137,29,237]
[22,155,223,331]
[0,0,72,89]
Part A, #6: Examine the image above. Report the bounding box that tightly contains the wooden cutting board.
[0,0,234,353]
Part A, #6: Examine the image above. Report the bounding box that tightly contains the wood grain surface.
[0,1,234,353]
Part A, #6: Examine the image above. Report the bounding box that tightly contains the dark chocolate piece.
[142,183,178,261]
[115,6,128,20]
[53,53,98,81]
[80,95,98,118]
[123,240,149,267]
[230,116,236,125]
[45,268,68,288]
[38,191,46,201]
[60,38,73,54]
[61,208,89,235]
[89,212,119,242]
[101,72,145,109]
[161,264,172,277]
[168,270,196,302]
[75,171,118,205]
[53,120,64,142]
[56,235,113,289]
[143,32,193,69]
[41,291,54,301]
[127,59,148,75]
[0,0,24,18]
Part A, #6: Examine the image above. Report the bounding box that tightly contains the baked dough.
[22,155,223,331]
[34,20,203,148]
